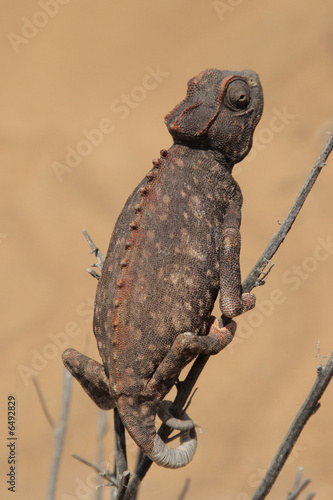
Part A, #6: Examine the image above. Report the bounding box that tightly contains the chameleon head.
[165,68,263,165]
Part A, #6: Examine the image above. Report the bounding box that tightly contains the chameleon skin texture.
[63,69,263,468]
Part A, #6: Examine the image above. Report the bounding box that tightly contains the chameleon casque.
[63,69,263,469]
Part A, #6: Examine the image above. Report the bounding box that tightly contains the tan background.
[1,1,333,499]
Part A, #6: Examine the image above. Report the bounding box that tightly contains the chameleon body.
[63,69,263,468]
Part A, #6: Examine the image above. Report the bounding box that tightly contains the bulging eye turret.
[224,80,250,111]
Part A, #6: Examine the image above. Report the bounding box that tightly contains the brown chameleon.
[62,68,263,469]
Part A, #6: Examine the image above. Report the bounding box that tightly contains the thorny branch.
[82,134,333,499]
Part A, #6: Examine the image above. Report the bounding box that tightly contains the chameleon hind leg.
[62,348,115,410]
[146,317,236,428]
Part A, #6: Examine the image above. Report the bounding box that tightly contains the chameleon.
[62,68,264,469]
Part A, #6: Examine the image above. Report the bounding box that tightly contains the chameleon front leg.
[146,317,236,403]
[62,349,115,410]
[219,194,256,318]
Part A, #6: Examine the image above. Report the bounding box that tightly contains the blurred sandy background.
[1,1,333,499]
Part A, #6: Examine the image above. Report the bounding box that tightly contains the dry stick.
[252,352,333,500]
[33,376,56,430]
[131,450,144,500]
[116,471,131,500]
[124,134,333,499]
[96,409,108,500]
[286,470,315,500]
[286,467,312,500]
[177,478,191,500]
[47,369,73,500]
[112,408,128,499]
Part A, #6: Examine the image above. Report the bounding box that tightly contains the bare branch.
[114,408,128,475]
[177,478,191,500]
[47,369,73,500]
[252,352,333,500]
[112,408,128,499]
[33,376,56,429]
[96,409,108,500]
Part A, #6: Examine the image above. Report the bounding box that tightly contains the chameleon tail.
[118,396,197,469]
[148,426,197,469]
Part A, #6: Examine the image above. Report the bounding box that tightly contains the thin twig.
[285,466,315,500]
[124,134,333,499]
[73,454,103,474]
[131,449,144,500]
[72,454,117,486]
[304,494,316,500]
[291,466,304,493]
[82,228,105,279]
[287,478,311,500]
[32,376,56,429]
[96,409,108,500]
[47,369,73,500]
[177,478,191,500]
[252,352,333,500]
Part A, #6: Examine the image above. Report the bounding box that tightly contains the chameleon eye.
[225,80,251,111]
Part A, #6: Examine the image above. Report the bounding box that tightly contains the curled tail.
[118,396,197,469]
[148,427,197,468]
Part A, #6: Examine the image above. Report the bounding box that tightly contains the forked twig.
[285,467,315,500]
